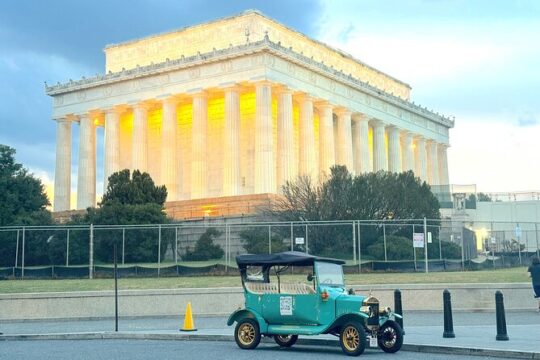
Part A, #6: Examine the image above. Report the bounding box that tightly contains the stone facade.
[46,10,453,215]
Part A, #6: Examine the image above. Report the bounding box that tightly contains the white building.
[46,10,453,218]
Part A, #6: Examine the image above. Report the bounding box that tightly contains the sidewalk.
[1,311,539,358]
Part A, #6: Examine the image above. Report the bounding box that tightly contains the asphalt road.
[0,339,499,360]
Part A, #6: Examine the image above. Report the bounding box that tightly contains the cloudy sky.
[1,0,539,202]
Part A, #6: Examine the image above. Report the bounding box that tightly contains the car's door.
[262,284,320,325]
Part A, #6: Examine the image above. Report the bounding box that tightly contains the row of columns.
[53,83,449,211]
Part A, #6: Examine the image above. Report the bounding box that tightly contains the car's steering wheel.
[321,278,333,284]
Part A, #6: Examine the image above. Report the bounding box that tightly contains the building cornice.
[45,35,454,128]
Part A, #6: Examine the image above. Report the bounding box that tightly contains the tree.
[477,192,492,202]
[62,169,171,264]
[101,169,167,206]
[268,166,443,258]
[184,228,224,261]
[239,227,288,254]
[0,145,53,267]
[0,145,51,226]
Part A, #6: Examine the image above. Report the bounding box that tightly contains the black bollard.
[495,291,509,341]
[394,289,404,332]
[443,289,455,338]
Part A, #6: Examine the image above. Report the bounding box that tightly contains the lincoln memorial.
[46,10,453,218]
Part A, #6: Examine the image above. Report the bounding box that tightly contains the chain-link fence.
[1,219,538,279]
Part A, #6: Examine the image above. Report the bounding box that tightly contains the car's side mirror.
[307,274,314,282]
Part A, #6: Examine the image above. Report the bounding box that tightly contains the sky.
[0,0,539,203]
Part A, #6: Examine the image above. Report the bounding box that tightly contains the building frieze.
[46,36,453,129]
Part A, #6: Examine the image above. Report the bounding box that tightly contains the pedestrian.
[528,257,540,312]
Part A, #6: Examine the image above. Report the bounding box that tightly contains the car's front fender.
[227,308,268,333]
[322,311,369,334]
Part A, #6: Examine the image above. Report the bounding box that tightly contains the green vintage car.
[227,251,403,356]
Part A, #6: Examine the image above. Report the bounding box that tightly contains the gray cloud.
[0,0,322,178]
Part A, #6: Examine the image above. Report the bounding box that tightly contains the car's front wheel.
[377,320,403,353]
[274,334,298,347]
[234,319,261,350]
[339,322,366,356]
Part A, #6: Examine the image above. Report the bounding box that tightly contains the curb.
[1,332,538,359]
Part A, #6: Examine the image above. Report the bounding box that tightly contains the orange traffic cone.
[180,302,197,331]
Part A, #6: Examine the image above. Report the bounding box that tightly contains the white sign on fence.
[295,237,305,245]
[413,233,425,248]
[427,232,432,243]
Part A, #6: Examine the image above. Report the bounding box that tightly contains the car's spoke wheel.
[274,334,298,347]
[377,320,403,353]
[340,322,366,356]
[234,319,261,350]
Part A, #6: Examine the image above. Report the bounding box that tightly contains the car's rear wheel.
[274,334,298,347]
[234,319,261,350]
[377,320,403,353]
[339,322,366,356]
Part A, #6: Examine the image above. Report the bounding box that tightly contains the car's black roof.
[236,251,345,268]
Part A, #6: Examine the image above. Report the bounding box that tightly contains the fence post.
[490,221,494,269]
[268,225,271,254]
[383,223,387,262]
[14,229,19,270]
[122,228,126,265]
[460,223,465,270]
[532,223,540,257]
[114,241,119,332]
[175,227,178,264]
[412,224,417,271]
[225,224,229,272]
[66,229,70,267]
[517,222,522,266]
[157,224,161,277]
[21,226,25,279]
[357,221,362,273]
[438,225,442,261]
[305,223,309,254]
[424,217,428,273]
[89,224,94,279]
[352,221,356,265]
[290,222,294,251]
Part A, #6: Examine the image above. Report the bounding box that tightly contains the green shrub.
[184,228,224,261]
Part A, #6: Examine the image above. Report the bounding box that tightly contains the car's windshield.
[315,261,344,286]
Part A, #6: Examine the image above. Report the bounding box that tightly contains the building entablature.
[46,36,454,134]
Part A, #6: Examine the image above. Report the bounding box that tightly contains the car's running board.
[267,324,326,336]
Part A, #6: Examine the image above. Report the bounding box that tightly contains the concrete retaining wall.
[0,283,536,321]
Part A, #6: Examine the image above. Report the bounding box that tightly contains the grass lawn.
[0,267,530,294]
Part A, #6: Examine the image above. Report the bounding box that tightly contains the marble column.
[372,120,387,171]
[191,91,208,199]
[53,118,72,211]
[277,88,295,189]
[352,114,370,174]
[298,95,316,179]
[223,86,241,196]
[401,131,415,172]
[161,97,178,200]
[254,82,275,193]
[336,109,353,172]
[77,113,96,209]
[388,126,402,173]
[438,144,450,186]
[131,102,149,172]
[317,103,335,181]
[427,140,440,185]
[414,136,428,182]
[104,108,121,192]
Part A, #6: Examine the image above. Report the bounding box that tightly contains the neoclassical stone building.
[47,10,453,217]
